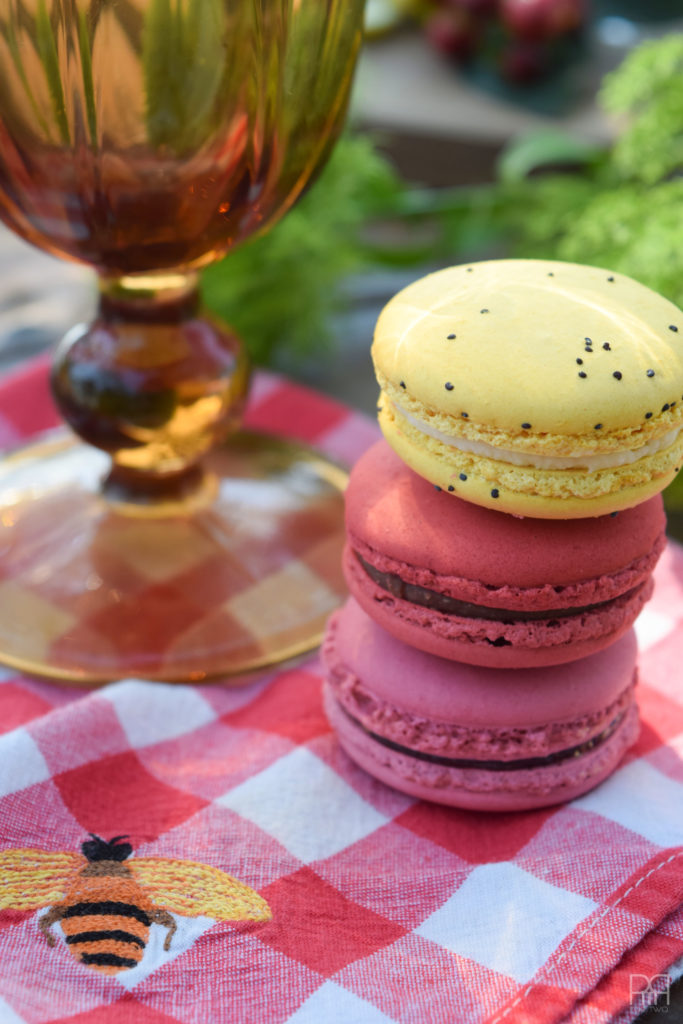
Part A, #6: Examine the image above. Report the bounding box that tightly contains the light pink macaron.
[344,441,666,669]
[322,598,640,812]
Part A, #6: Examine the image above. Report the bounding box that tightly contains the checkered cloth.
[2,358,683,1024]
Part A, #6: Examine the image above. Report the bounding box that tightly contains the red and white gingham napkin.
[1,358,683,1024]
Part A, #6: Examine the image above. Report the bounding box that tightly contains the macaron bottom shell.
[344,544,654,669]
[379,403,683,519]
[322,600,641,812]
[324,685,640,812]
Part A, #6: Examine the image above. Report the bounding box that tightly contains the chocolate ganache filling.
[356,552,635,623]
[340,702,626,771]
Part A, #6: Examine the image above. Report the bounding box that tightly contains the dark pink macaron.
[322,598,640,811]
[344,441,666,669]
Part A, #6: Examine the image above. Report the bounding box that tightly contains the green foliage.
[497,129,602,184]
[201,134,405,367]
[482,32,683,318]
[601,34,683,185]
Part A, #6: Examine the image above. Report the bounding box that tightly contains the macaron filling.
[323,608,638,762]
[336,700,627,772]
[393,402,681,471]
[355,551,639,626]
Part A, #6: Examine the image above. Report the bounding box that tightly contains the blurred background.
[1,0,682,416]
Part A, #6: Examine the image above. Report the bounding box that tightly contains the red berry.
[425,8,479,60]
[500,0,584,42]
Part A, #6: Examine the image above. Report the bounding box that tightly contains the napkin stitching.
[489,850,683,1023]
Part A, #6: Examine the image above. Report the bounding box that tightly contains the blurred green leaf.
[602,35,683,186]
[600,33,683,117]
[498,129,602,183]
[483,32,683,310]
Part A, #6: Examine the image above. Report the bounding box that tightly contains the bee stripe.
[60,902,151,925]
[79,952,139,969]
[65,929,145,948]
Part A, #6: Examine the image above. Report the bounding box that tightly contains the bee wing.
[130,858,271,922]
[0,849,82,910]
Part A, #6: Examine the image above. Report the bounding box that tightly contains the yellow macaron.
[372,259,683,518]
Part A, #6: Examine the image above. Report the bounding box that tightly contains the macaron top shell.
[330,597,637,730]
[346,441,666,594]
[372,259,683,453]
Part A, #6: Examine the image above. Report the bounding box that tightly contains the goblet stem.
[50,270,250,502]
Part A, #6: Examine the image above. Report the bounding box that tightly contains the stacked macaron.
[322,259,682,811]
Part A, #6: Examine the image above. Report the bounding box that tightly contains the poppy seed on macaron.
[371,259,683,518]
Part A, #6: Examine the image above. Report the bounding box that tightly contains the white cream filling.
[393,404,681,471]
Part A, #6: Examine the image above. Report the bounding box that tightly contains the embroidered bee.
[0,835,270,974]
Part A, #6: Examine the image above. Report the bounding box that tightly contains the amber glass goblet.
[0,0,364,683]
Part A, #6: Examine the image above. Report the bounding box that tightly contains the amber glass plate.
[0,430,347,684]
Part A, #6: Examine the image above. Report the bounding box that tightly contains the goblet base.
[0,430,348,685]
